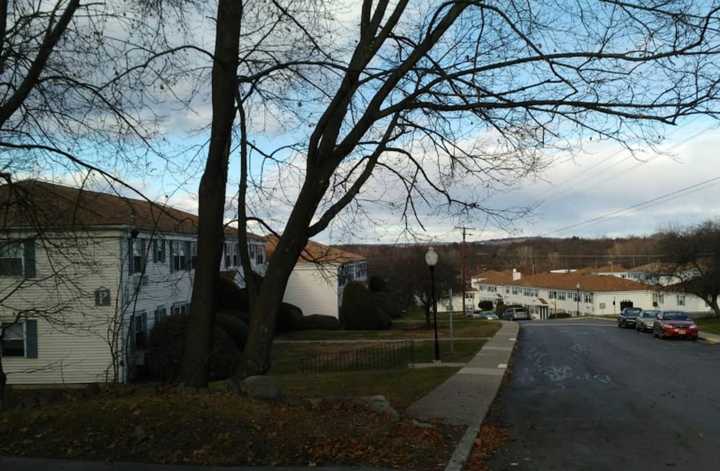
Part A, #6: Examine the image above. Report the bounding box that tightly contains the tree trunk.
[709,296,720,319]
[0,355,7,410]
[234,166,333,379]
[180,0,241,388]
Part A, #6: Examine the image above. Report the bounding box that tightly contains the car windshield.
[642,312,658,318]
[624,309,641,317]
[663,312,689,321]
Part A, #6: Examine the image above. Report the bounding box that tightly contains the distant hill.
[336,235,663,280]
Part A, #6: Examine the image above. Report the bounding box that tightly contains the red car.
[653,311,699,340]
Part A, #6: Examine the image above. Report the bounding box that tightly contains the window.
[584,293,594,304]
[512,287,519,295]
[224,242,233,268]
[232,242,239,267]
[134,312,147,349]
[1,322,24,356]
[129,238,145,274]
[154,305,167,324]
[153,239,166,263]
[356,262,368,279]
[171,302,191,315]
[171,241,188,272]
[653,292,665,305]
[191,242,198,270]
[677,294,685,306]
[254,243,265,265]
[506,287,510,294]
[0,239,35,277]
[558,291,567,301]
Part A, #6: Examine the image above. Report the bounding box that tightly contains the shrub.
[368,275,387,292]
[549,311,572,319]
[147,313,242,383]
[341,281,392,330]
[216,275,249,311]
[300,314,341,330]
[479,300,494,311]
[374,291,405,319]
[275,303,303,332]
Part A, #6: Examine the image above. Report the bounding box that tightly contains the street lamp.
[425,247,440,363]
[576,282,581,317]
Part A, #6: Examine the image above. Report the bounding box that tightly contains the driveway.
[486,319,720,471]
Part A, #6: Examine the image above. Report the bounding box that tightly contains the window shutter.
[152,240,158,263]
[23,239,36,278]
[25,320,38,358]
[128,238,134,273]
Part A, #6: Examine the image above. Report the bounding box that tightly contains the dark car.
[617,307,642,328]
[653,311,699,340]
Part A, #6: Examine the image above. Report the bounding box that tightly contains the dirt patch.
[0,387,462,470]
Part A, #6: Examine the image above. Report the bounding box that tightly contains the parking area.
[486,319,720,471]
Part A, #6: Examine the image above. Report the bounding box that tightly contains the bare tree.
[172,0,720,384]
[659,220,720,318]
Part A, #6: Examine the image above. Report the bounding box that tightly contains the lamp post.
[425,247,440,363]
[576,282,581,317]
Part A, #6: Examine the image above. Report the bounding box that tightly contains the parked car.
[468,310,498,320]
[653,311,699,340]
[635,310,660,332]
[501,307,530,321]
[617,307,642,328]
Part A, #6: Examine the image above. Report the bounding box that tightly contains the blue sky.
[45,1,720,245]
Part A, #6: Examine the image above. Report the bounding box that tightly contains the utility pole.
[455,226,476,316]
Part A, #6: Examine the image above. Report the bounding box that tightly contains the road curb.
[443,322,519,471]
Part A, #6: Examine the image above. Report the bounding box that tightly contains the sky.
[27,1,720,246]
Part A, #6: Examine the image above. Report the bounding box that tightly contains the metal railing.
[299,340,414,374]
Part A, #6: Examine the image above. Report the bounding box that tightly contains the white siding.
[282,263,340,318]
[2,231,122,384]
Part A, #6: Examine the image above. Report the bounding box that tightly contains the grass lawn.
[697,317,720,335]
[273,367,460,411]
[0,387,461,470]
[271,338,486,375]
[277,318,500,341]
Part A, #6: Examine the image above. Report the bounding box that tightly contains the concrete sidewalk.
[407,321,518,426]
[0,457,391,471]
[700,331,720,344]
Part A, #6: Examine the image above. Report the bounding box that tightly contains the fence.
[299,340,414,374]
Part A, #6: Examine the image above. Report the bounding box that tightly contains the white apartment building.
[469,269,712,318]
[266,236,368,318]
[0,180,266,385]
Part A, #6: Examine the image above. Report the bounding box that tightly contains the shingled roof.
[0,179,262,239]
[265,235,365,265]
[474,270,653,292]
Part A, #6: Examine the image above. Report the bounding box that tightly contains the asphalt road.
[486,319,720,471]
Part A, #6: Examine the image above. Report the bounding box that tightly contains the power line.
[548,174,720,236]
[536,121,712,209]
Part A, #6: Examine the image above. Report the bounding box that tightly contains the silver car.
[635,310,659,332]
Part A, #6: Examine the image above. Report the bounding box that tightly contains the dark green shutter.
[128,238,134,273]
[23,239,36,278]
[168,241,175,272]
[25,319,38,358]
[152,240,158,263]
